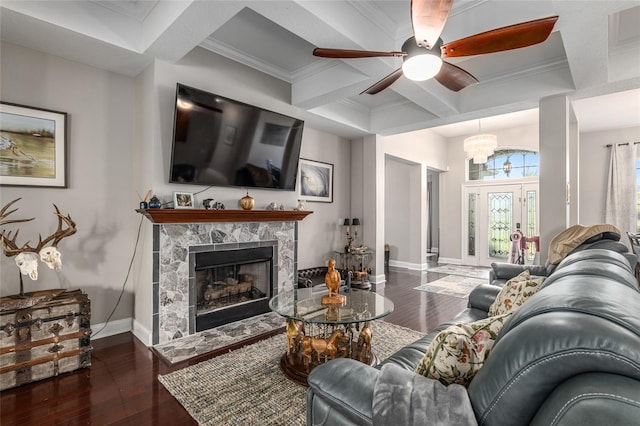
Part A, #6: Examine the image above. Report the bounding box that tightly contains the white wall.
[363,128,448,273]
[296,128,351,268]
[579,126,640,225]
[385,157,412,261]
[0,42,138,336]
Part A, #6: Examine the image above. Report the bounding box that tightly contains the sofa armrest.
[490,262,549,281]
[373,364,477,426]
[531,373,640,426]
[307,358,378,425]
[467,284,502,312]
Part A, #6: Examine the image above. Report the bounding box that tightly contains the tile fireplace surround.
[142,209,311,345]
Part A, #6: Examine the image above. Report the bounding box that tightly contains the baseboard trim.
[370,274,386,284]
[389,260,429,271]
[91,317,132,340]
[133,319,152,346]
[436,257,462,265]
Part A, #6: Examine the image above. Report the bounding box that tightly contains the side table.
[0,289,92,391]
[334,249,374,289]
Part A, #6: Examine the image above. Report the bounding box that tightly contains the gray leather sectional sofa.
[306,239,640,425]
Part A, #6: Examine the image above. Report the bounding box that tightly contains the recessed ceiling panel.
[209,7,317,74]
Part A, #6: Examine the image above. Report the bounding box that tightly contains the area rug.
[158,321,424,425]
[428,264,491,279]
[414,275,486,298]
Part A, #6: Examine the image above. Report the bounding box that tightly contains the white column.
[539,95,579,263]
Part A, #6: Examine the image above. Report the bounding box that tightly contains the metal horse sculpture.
[300,329,348,367]
[356,322,372,362]
[285,320,304,354]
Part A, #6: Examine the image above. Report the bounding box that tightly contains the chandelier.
[464,120,497,164]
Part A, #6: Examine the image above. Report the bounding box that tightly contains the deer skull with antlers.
[0,198,76,280]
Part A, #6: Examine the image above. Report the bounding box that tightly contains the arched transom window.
[468,149,539,181]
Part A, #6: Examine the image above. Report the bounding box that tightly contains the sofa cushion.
[488,270,544,316]
[414,313,511,387]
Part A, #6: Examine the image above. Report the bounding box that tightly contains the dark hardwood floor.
[1,265,467,426]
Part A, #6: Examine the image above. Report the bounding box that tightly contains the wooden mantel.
[136,208,313,224]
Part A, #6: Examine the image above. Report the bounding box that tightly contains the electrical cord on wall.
[93,185,214,337]
[91,215,144,339]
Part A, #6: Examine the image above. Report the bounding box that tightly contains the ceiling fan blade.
[435,61,479,92]
[441,16,559,58]
[411,0,453,48]
[313,48,406,59]
[361,68,404,95]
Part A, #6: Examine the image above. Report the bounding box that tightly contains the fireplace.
[151,219,301,345]
[194,246,275,331]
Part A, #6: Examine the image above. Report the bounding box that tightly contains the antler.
[0,200,76,257]
[0,198,35,227]
[0,198,35,257]
[33,205,77,251]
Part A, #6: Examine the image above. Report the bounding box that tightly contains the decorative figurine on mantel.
[321,258,346,306]
[239,191,255,210]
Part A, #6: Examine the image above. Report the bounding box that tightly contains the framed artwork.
[173,192,195,209]
[298,158,333,203]
[0,102,68,187]
[224,125,236,145]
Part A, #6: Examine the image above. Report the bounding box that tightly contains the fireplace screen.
[194,246,274,331]
[196,261,269,314]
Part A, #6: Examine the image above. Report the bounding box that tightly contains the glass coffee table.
[269,287,394,385]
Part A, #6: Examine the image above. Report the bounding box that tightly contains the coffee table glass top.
[269,288,394,324]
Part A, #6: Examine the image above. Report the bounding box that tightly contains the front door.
[463,182,539,266]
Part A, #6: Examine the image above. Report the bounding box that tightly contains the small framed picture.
[298,158,333,203]
[173,192,194,209]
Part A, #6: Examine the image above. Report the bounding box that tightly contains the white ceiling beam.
[142,1,245,63]
[292,63,371,109]
[553,1,639,90]
[309,100,372,132]
[2,0,142,51]
[0,7,152,76]
[247,0,401,107]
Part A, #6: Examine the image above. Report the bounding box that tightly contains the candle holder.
[343,218,353,253]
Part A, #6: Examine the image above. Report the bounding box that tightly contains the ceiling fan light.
[402,54,443,81]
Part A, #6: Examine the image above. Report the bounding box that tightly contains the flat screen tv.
[169,83,304,190]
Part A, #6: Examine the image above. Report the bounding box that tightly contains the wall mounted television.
[169,83,304,191]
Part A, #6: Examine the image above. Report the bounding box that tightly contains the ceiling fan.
[313,0,558,94]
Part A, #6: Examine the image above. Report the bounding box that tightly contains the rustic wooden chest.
[0,289,91,391]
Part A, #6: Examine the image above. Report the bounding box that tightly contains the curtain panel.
[605,143,638,247]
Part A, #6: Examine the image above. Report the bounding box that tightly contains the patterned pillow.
[415,313,511,387]
[488,270,544,316]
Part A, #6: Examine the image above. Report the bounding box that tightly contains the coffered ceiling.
[1,1,639,138]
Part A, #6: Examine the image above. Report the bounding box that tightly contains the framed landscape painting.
[0,102,68,187]
[298,158,333,203]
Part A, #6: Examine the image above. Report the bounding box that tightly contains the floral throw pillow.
[488,270,544,316]
[415,313,511,387]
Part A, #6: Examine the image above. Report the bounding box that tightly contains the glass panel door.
[462,187,479,265]
[463,182,539,266]
[487,191,514,259]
